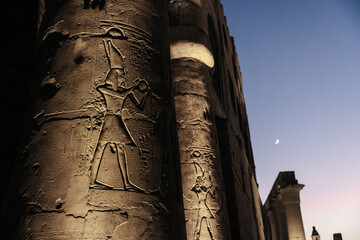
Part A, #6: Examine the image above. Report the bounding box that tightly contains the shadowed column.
[0,1,185,239]
[169,1,232,239]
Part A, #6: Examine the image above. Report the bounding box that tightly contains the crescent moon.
[275,139,280,144]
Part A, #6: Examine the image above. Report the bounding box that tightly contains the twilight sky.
[221,0,360,239]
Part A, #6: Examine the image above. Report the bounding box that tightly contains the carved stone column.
[169,1,231,239]
[1,1,185,239]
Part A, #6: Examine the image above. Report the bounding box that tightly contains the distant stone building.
[263,171,306,240]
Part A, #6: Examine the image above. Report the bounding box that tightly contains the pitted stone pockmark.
[83,0,106,10]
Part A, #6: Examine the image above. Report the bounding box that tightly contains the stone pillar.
[267,210,278,240]
[169,1,231,239]
[1,0,185,239]
[273,200,287,240]
[281,184,306,240]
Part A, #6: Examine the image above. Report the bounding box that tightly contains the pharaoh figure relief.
[34,21,164,194]
[88,21,164,193]
[189,147,217,240]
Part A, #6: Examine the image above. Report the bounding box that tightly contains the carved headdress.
[104,39,125,69]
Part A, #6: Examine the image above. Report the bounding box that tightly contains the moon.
[275,139,280,144]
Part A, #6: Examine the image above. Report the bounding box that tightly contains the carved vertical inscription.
[138,127,152,181]
[130,40,155,71]
[188,147,217,240]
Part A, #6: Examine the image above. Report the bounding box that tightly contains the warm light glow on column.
[282,185,306,240]
[170,41,215,68]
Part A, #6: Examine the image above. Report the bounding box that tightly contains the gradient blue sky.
[221,0,360,239]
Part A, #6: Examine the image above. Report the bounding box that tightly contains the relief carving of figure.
[90,39,150,192]
[35,22,163,193]
[191,150,216,240]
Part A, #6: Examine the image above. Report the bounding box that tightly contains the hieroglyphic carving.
[69,26,127,40]
[86,21,163,193]
[37,20,163,194]
[122,111,161,192]
[188,147,216,240]
[70,20,157,72]
[100,20,157,72]
[99,20,155,44]
[138,127,151,181]
[90,39,155,192]
[129,40,155,71]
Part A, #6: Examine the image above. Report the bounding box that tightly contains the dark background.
[1,0,39,205]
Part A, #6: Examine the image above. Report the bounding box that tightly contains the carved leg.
[205,218,216,240]
[194,216,216,240]
[90,141,107,185]
[194,217,203,240]
[116,144,145,192]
